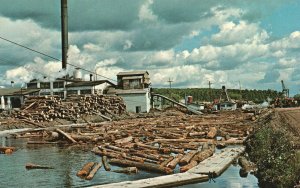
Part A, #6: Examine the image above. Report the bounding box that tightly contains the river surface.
[0,137,259,188]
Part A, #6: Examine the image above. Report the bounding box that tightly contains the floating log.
[55,128,77,144]
[86,162,102,180]
[160,156,174,167]
[238,156,255,173]
[102,156,111,171]
[21,119,45,128]
[191,147,215,163]
[207,127,217,139]
[0,146,16,153]
[77,162,95,177]
[180,160,198,173]
[179,150,198,166]
[27,141,59,145]
[25,163,54,170]
[115,136,133,144]
[113,167,138,174]
[131,151,162,162]
[167,154,183,169]
[109,159,173,174]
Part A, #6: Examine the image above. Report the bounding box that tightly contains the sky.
[0,0,299,95]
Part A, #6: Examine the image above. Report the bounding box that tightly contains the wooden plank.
[188,147,245,176]
[90,173,208,188]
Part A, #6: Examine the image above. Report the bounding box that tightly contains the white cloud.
[5,67,30,83]
[123,40,133,50]
[139,0,157,22]
[271,31,300,49]
[83,43,105,52]
[152,50,174,63]
[212,21,269,45]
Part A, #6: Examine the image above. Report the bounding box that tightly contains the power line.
[0,36,117,82]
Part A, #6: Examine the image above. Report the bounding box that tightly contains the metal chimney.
[61,0,68,69]
[90,74,93,81]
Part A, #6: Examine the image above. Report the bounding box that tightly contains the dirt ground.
[275,107,300,146]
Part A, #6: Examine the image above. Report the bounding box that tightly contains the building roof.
[0,88,40,96]
[65,80,115,88]
[117,71,149,76]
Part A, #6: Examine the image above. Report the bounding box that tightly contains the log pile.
[14,95,126,122]
[11,109,258,176]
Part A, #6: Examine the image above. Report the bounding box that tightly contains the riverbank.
[246,108,300,188]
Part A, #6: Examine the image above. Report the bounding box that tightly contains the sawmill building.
[114,71,151,113]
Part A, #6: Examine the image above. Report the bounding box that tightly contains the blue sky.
[0,0,299,95]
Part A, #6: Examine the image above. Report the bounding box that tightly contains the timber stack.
[13,95,126,122]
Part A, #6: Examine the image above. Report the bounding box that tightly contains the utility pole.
[208,81,213,102]
[61,0,68,70]
[208,81,212,89]
[167,78,173,88]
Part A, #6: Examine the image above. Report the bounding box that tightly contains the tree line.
[153,88,281,103]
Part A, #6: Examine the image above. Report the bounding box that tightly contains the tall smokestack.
[61,0,68,69]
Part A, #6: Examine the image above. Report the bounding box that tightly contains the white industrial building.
[66,80,115,95]
[26,68,114,98]
[113,71,151,113]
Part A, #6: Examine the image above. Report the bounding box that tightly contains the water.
[0,137,259,188]
[180,165,259,188]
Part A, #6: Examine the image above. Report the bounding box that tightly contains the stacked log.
[14,95,126,122]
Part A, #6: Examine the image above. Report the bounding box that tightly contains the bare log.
[102,156,111,171]
[55,128,77,144]
[77,162,95,177]
[191,147,215,163]
[167,154,183,169]
[115,136,133,144]
[109,159,173,174]
[207,127,217,139]
[21,119,45,128]
[25,163,54,170]
[179,150,198,166]
[160,156,174,167]
[180,160,198,173]
[113,167,138,174]
[0,146,16,153]
[27,141,59,145]
[86,162,102,180]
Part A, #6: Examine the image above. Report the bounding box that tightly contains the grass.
[246,124,300,188]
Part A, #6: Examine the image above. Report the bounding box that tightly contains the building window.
[40,92,51,96]
[54,92,64,98]
[53,82,64,88]
[81,89,92,94]
[130,79,141,89]
[27,83,37,89]
[67,90,78,95]
[40,82,50,89]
